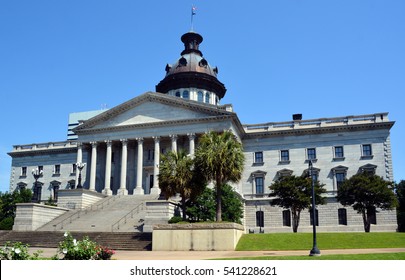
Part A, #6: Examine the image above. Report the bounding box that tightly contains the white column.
[134,137,144,195]
[188,133,195,156]
[151,136,160,195]
[118,139,128,195]
[104,140,113,195]
[170,134,178,153]
[89,141,97,192]
[75,143,83,188]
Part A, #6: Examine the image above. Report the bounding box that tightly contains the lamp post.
[76,162,86,189]
[31,168,43,203]
[309,160,321,256]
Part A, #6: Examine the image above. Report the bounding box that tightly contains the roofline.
[74,91,235,132]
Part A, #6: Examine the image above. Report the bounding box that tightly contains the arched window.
[205,92,210,103]
[197,91,203,102]
[182,90,189,99]
[175,91,181,97]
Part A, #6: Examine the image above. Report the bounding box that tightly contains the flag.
[192,6,197,16]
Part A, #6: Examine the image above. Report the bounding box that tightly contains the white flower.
[62,248,68,254]
[14,248,21,254]
[64,232,68,237]
[11,247,15,252]
[73,239,77,246]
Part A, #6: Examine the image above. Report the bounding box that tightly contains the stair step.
[0,231,152,251]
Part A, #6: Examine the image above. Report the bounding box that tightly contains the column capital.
[136,137,144,144]
[187,133,196,140]
[104,140,112,146]
[77,142,83,148]
[153,136,160,143]
[120,138,128,145]
[90,141,98,147]
[170,134,178,140]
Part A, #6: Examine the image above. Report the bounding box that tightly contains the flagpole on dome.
[191,5,197,31]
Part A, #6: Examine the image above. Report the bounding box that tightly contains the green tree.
[337,172,397,232]
[194,130,245,222]
[158,149,205,220]
[186,184,244,224]
[269,175,327,233]
[0,189,32,230]
[186,187,216,222]
[395,180,405,232]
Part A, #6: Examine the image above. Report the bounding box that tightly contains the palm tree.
[158,149,204,220]
[194,130,245,222]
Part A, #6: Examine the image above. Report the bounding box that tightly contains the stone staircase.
[37,194,158,232]
[0,230,152,250]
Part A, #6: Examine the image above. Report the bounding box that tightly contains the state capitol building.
[8,29,397,232]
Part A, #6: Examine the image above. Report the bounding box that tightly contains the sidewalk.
[29,247,405,260]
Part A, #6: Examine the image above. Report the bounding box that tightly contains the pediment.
[75,92,234,132]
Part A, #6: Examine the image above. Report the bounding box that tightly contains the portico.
[76,132,202,196]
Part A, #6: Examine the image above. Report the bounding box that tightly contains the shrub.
[168,216,183,224]
[0,216,14,230]
[57,232,115,260]
[0,241,40,260]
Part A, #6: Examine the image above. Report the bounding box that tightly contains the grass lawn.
[236,232,405,251]
[218,252,405,260]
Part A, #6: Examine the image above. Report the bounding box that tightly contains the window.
[205,92,210,104]
[21,167,27,177]
[38,166,44,175]
[182,90,189,99]
[17,183,27,191]
[334,146,344,159]
[307,168,319,182]
[359,164,377,175]
[256,211,264,227]
[255,177,264,194]
[148,149,154,161]
[336,172,345,189]
[362,144,373,157]
[311,172,319,182]
[175,91,181,97]
[310,209,319,226]
[197,91,204,102]
[54,165,61,175]
[254,151,263,164]
[72,163,77,174]
[307,148,316,160]
[280,150,290,162]
[282,210,291,227]
[338,208,347,225]
[52,184,60,201]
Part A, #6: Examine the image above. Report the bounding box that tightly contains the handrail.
[53,195,121,230]
[111,203,144,232]
[88,194,120,212]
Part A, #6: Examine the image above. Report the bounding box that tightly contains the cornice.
[243,121,395,139]
[8,146,78,158]
[77,115,238,135]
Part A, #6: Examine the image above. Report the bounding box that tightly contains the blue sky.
[0,0,404,193]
